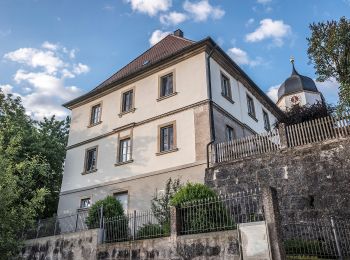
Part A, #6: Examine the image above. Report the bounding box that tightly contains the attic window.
[142,60,150,66]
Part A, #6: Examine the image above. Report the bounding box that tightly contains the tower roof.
[278,59,319,101]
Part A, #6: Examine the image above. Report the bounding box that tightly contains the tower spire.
[290,56,298,75]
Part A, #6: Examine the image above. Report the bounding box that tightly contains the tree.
[0,90,69,256]
[307,17,350,110]
[151,178,182,228]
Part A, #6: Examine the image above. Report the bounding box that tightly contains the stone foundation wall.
[205,137,350,221]
[19,229,100,260]
[97,230,240,260]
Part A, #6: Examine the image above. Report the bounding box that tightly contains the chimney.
[174,29,184,38]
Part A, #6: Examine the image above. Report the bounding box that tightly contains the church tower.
[276,58,324,111]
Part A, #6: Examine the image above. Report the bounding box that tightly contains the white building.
[57,30,282,215]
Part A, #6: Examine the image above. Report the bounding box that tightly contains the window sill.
[248,113,258,122]
[157,92,178,102]
[118,108,136,118]
[81,169,98,175]
[77,207,89,212]
[156,148,179,156]
[114,160,134,166]
[87,121,102,128]
[221,93,235,104]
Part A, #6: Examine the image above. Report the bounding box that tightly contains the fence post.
[99,205,104,229]
[53,216,58,236]
[75,213,79,232]
[331,217,343,260]
[133,210,137,240]
[278,123,288,148]
[36,219,41,238]
[170,206,181,238]
[261,186,286,260]
[97,206,105,245]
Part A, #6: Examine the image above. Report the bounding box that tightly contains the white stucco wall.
[67,52,208,147]
[61,109,197,192]
[210,58,277,133]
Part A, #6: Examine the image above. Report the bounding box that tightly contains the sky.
[0,0,348,119]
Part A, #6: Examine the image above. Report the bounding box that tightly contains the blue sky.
[0,0,348,119]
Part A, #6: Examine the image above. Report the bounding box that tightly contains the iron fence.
[283,217,350,259]
[178,188,264,235]
[23,208,102,240]
[103,210,170,243]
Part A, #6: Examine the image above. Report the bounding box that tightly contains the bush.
[171,183,234,233]
[136,223,169,239]
[86,196,128,242]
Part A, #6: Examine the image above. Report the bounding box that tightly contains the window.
[263,110,271,131]
[160,73,174,97]
[119,138,131,162]
[114,192,128,213]
[80,198,91,209]
[160,124,175,152]
[225,126,235,141]
[121,90,133,113]
[247,95,256,118]
[221,73,232,100]
[84,147,97,173]
[90,104,101,126]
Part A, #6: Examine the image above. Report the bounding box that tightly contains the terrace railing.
[211,112,350,165]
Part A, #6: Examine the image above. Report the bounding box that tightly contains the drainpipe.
[206,44,217,168]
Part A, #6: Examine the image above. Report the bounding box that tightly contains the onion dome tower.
[276,57,324,111]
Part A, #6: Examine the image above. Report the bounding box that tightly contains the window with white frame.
[119,138,131,162]
[160,73,174,97]
[247,95,256,118]
[225,125,235,141]
[90,104,101,125]
[122,90,133,113]
[263,110,271,131]
[80,197,91,209]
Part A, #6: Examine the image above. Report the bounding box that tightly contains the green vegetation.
[0,90,69,258]
[307,17,350,111]
[170,183,217,206]
[137,223,167,239]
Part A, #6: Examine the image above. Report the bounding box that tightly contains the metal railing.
[286,112,350,147]
[23,208,102,239]
[178,188,264,235]
[103,210,170,243]
[283,217,350,259]
[213,128,281,163]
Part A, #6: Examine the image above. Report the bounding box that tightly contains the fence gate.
[283,217,350,259]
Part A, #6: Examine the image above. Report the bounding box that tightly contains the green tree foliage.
[307,17,350,110]
[86,196,128,241]
[0,90,69,257]
[171,183,233,233]
[277,101,334,126]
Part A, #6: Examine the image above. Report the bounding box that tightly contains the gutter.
[206,44,217,168]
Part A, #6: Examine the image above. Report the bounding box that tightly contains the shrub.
[86,196,128,242]
[171,183,234,233]
[136,223,168,239]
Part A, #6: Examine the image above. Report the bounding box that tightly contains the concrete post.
[278,123,288,148]
[170,206,181,238]
[262,186,286,260]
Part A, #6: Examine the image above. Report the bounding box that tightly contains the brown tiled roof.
[93,34,194,91]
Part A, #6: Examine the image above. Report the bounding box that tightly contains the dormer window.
[90,103,102,126]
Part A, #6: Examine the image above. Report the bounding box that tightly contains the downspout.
[206,44,217,168]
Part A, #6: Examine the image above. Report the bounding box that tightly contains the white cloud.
[149,30,171,46]
[126,0,172,16]
[245,18,255,27]
[73,63,90,75]
[266,84,280,102]
[2,42,88,119]
[4,48,65,74]
[0,84,14,95]
[246,19,291,46]
[183,0,225,22]
[42,41,59,51]
[227,47,262,67]
[160,12,187,26]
